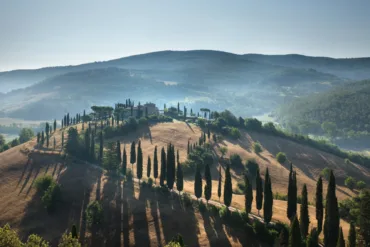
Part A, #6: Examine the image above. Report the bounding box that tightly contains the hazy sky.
[1,0,370,71]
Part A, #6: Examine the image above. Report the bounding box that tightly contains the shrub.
[58,233,81,247]
[198,200,207,213]
[345,177,356,190]
[147,178,154,188]
[230,153,243,169]
[0,224,23,246]
[138,117,148,126]
[276,152,287,164]
[230,127,241,139]
[345,158,351,165]
[41,183,61,212]
[208,204,219,216]
[253,142,262,154]
[181,193,193,208]
[219,206,229,220]
[253,221,277,245]
[357,180,366,190]
[126,169,133,183]
[86,201,104,227]
[35,175,55,194]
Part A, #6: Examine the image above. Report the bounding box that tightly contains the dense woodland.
[1,100,370,246]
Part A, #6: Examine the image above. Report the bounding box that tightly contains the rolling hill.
[1,120,368,245]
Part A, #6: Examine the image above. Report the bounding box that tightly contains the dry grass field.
[1,120,369,245]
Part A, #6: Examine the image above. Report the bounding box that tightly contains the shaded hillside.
[245,54,370,80]
[275,80,370,135]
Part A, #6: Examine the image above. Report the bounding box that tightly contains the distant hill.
[0,50,351,120]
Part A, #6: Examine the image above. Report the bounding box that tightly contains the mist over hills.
[0,50,369,121]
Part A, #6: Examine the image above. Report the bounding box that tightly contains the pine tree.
[245,173,253,214]
[359,190,370,246]
[176,162,184,194]
[289,216,302,247]
[300,184,310,238]
[348,222,356,247]
[324,170,340,247]
[194,163,203,200]
[287,164,297,221]
[71,224,78,239]
[263,168,273,224]
[306,228,318,247]
[147,156,151,178]
[116,140,121,166]
[160,147,166,187]
[256,166,263,215]
[224,164,232,207]
[337,227,345,247]
[153,146,158,183]
[316,176,323,234]
[99,131,103,164]
[122,146,127,176]
[137,141,143,182]
[130,141,136,170]
[218,166,222,202]
[204,163,212,203]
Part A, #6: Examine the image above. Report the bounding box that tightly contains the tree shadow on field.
[122,177,135,247]
[17,158,32,189]
[200,209,233,247]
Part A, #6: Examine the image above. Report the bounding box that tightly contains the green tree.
[66,127,79,157]
[90,132,95,161]
[287,164,297,221]
[253,142,262,154]
[276,152,287,164]
[244,173,253,215]
[219,146,228,159]
[256,166,263,215]
[279,227,289,247]
[289,216,302,247]
[176,162,184,194]
[321,167,331,180]
[263,168,273,224]
[336,227,345,247]
[41,131,45,145]
[167,144,175,190]
[19,128,34,143]
[25,234,49,246]
[137,141,143,182]
[116,140,121,166]
[84,129,90,158]
[356,180,366,190]
[71,224,78,239]
[306,228,318,247]
[224,164,232,207]
[321,121,337,138]
[36,132,40,144]
[218,166,222,201]
[154,146,158,183]
[61,131,64,149]
[147,155,151,178]
[53,137,56,150]
[348,222,356,247]
[99,131,103,164]
[122,146,127,176]
[53,119,57,132]
[58,233,81,247]
[300,184,310,238]
[103,142,119,171]
[324,170,340,247]
[160,147,166,187]
[204,163,212,203]
[345,177,356,190]
[359,190,370,246]
[130,141,136,170]
[194,163,203,200]
[316,176,324,234]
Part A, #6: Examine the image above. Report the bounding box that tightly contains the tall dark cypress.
[194,163,203,200]
[130,141,136,170]
[279,227,289,247]
[348,222,356,247]
[116,140,121,166]
[337,227,345,247]
[306,228,318,247]
[71,225,78,239]
[207,129,210,140]
[53,119,57,132]
[187,140,190,155]
[99,131,103,164]
[147,156,151,178]
[45,122,50,148]
[90,132,95,161]
[289,216,302,247]
[160,147,166,187]
[359,190,370,246]
[300,184,310,238]
[324,170,340,247]
[224,164,232,207]
[41,131,45,145]
[217,166,222,201]
[256,166,263,215]
[122,146,127,176]
[176,161,183,194]
[204,163,212,203]
[167,144,175,190]
[137,142,143,182]
[287,164,297,221]
[37,132,40,143]
[316,176,324,234]
[153,146,158,183]
[245,174,253,214]
[263,168,273,224]
[84,129,90,157]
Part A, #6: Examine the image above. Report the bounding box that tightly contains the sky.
[1,0,370,71]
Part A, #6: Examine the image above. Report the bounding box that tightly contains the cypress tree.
[71,224,78,239]
[53,119,57,132]
[84,129,90,157]
[153,146,158,183]
[53,137,56,149]
[160,147,166,187]
[279,227,289,247]
[324,170,340,247]
[207,129,210,140]
[316,176,323,234]
[41,131,45,145]
[348,222,356,247]
[99,131,103,164]
[306,228,318,247]
[224,163,232,207]
[204,163,212,203]
[116,140,121,166]
[217,166,222,202]
[61,131,64,149]
[89,132,95,160]
[263,168,273,224]
[122,146,127,176]
[147,156,151,178]
[176,161,183,194]
[167,144,175,190]
[289,216,302,247]
[37,132,40,143]
[194,163,203,200]
[45,122,50,148]
[245,173,253,214]
[300,184,310,238]
[337,227,345,247]
[130,141,136,170]
[287,164,297,221]
[137,143,143,182]
[187,140,190,155]
[256,166,263,215]
[177,102,180,114]
[359,190,370,246]
[67,113,70,126]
